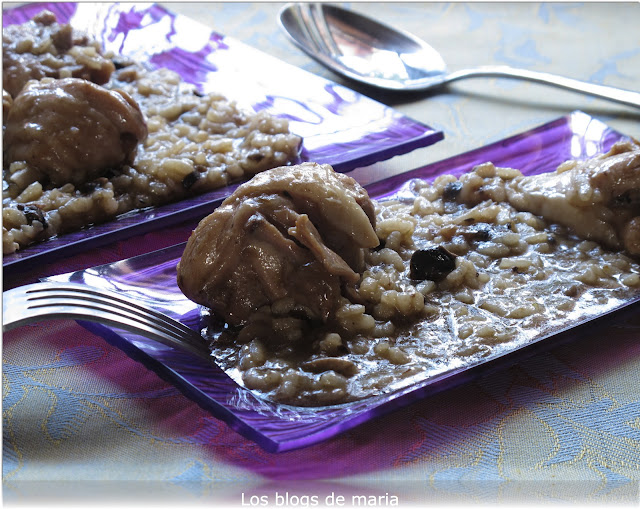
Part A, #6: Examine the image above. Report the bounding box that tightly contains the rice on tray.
[177,147,640,406]
[2,10,301,254]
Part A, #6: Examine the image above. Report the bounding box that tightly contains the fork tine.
[308,3,341,57]
[295,3,332,57]
[28,294,197,344]
[27,285,202,346]
[3,282,211,361]
[33,300,209,359]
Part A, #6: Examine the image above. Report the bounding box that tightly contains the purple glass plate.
[2,2,443,271]
[42,111,640,452]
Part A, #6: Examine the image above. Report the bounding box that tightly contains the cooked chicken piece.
[177,162,379,327]
[4,77,147,187]
[2,10,115,98]
[505,141,640,255]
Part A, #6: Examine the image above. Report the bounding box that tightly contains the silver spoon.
[279,3,640,108]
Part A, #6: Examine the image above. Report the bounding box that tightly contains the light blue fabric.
[3,2,640,507]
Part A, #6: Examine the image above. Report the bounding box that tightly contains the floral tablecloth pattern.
[3,2,640,506]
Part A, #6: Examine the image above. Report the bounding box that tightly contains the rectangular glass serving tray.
[2,2,443,270]
[45,111,640,452]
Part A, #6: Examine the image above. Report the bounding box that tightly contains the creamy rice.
[205,163,640,407]
[3,14,301,254]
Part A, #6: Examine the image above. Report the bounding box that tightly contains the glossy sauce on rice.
[204,159,640,407]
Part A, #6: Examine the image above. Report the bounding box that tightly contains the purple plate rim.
[77,295,640,452]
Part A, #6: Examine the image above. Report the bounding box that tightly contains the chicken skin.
[4,77,147,187]
[505,141,640,255]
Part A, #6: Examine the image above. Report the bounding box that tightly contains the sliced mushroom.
[301,357,358,377]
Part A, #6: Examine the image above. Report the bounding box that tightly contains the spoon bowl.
[279,3,640,108]
[280,3,448,91]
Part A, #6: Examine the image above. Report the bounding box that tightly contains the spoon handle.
[446,66,640,109]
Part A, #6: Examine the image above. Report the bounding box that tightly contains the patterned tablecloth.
[3,2,640,507]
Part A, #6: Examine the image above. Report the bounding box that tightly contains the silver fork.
[3,281,211,361]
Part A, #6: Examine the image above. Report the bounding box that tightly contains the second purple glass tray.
[2,2,443,271]
[46,112,639,452]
